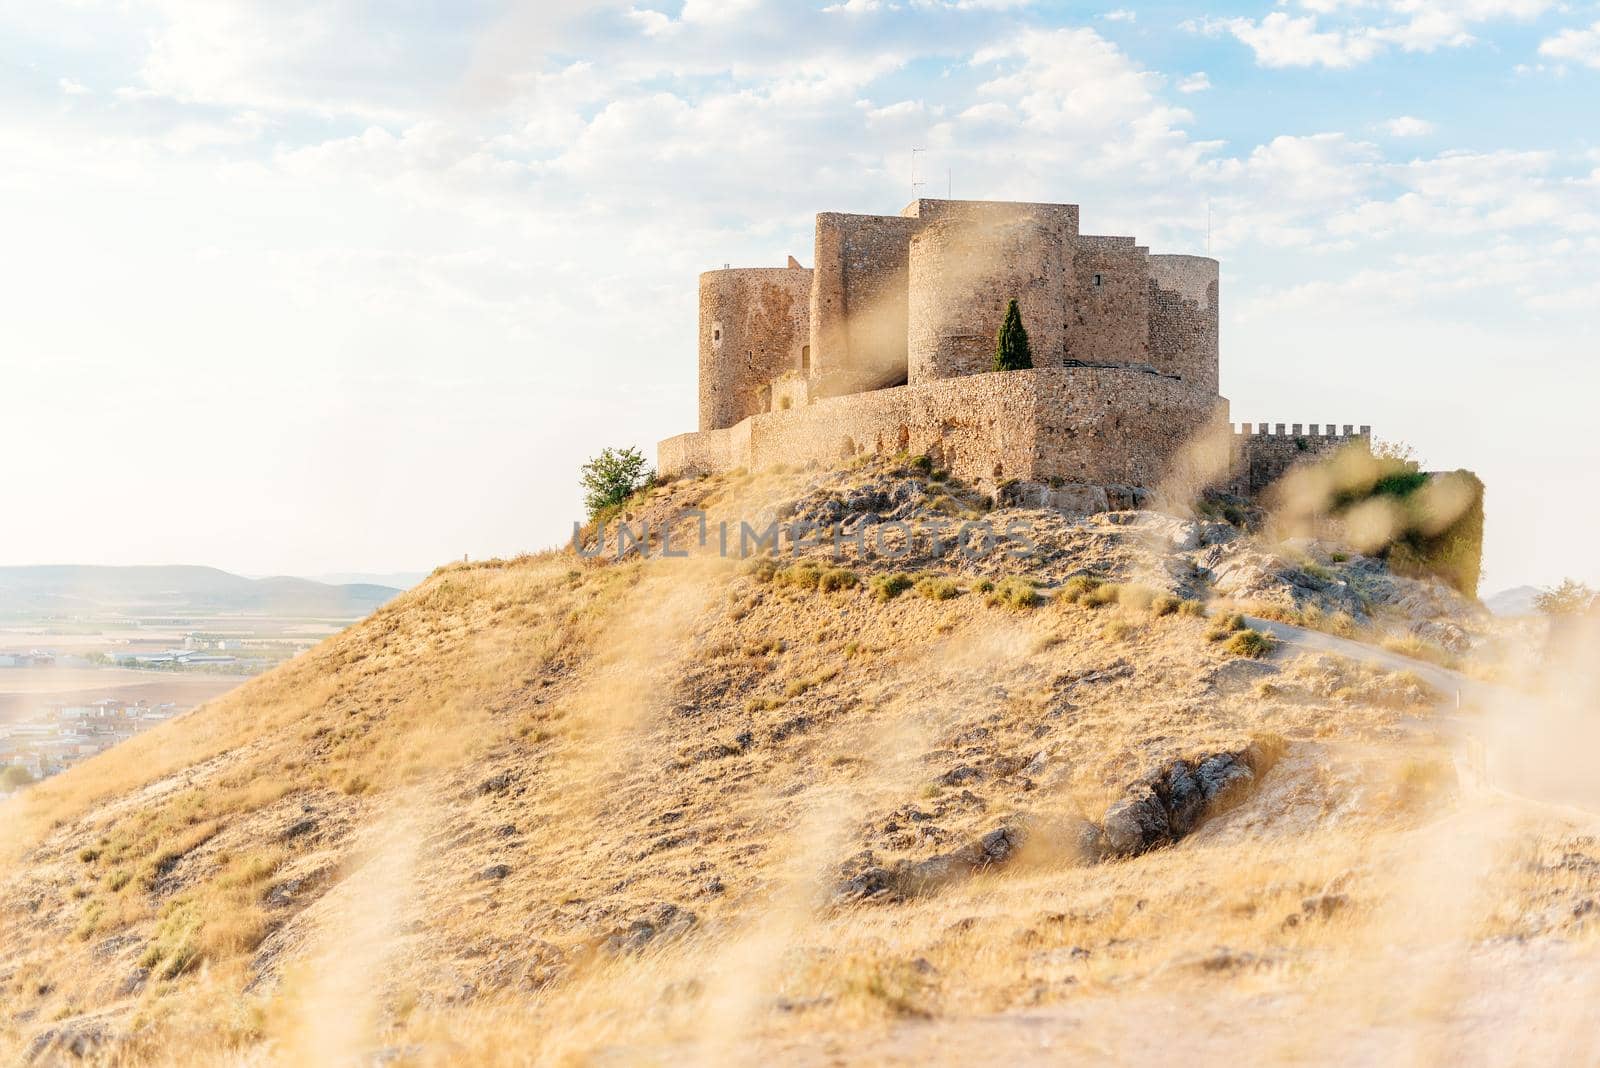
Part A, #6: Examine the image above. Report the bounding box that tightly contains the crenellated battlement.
[1228,422,1374,498]
[1232,423,1371,440]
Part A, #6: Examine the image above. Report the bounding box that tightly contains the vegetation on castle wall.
[993,299,1033,372]
[1281,445,1486,598]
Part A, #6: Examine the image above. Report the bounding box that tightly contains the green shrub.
[973,578,996,594]
[1225,629,1275,659]
[580,446,653,521]
[818,568,859,593]
[1207,613,1247,642]
[1057,575,1103,604]
[915,575,961,601]
[870,573,915,602]
[986,576,1040,610]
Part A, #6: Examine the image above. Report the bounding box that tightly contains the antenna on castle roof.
[911,147,926,200]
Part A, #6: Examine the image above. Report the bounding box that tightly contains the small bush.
[1102,618,1135,642]
[870,573,915,602]
[915,575,961,601]
[909,455,934,476]
[580,446,653,521]
[818,568,859,593]
[1207,613,1247,642]
[775,563,824,590]
[986,576,1040,610]
[1178,598,1207,618]
[1084,583,1123,609]
[1057,575,1103,605]
[973,578,996,594]
[1115,584,1160,612]
[1225,629,1275,659]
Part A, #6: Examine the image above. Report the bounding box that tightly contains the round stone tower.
[698,265,813,431]
[906,206,1073,384]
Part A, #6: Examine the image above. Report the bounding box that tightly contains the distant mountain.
[1484,585,1542,617]
[0,565,403,619]
[309,571,430,590]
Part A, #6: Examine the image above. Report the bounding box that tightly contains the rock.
[115,969,149,998]
[835,825,1024,903]
[1047,484,1111,518]
[1104,484,1150,511]
[1096,739,1281,859]
[1300,893,1349,920]
[24,1019,118,1064]
[1411,620,1470,654]
[477,772,515,796]
[282,819,317,842]
[602,903,697,954]
[476,864,512,881]
[1205,658,1280,695]
[939,765,983,786]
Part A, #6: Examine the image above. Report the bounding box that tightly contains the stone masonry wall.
[1147,255,1220,394]
[907,209,1072,383]
[699,267,812,431]
[1229,423,1372,497]
[661,366,1221,490]
[1069,236,1150,366]
[809,212,920,397]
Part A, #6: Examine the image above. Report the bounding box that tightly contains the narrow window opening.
[801,345,811,372]
[1092,273,1104,287]
[713,328,721,341]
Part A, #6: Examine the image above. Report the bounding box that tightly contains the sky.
[0,0,1596,592]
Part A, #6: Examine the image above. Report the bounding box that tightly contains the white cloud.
[1540,21,1600,69]
[1212,13,1383,69]
[1211,0,1558,68]
[1102,9,1136,22]
[59,77,91,95]
[1383,115,1435,136]
[1177,71,1212,92]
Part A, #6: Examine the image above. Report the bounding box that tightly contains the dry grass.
[0,467,1591,1066]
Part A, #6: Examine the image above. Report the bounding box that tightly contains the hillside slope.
[1,462,1596,1066]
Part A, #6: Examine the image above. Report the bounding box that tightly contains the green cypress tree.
[994,298,1033,372]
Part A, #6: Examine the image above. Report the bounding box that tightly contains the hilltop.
[1,460,1595,1066]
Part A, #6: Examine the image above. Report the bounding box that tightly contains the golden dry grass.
[1,467,1596,1066]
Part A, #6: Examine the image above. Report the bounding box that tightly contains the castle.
[659,198,1368,504]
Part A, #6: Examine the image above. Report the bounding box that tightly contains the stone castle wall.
[1229,423,1371,498]
[907,210,1073,382]
[699,267,813,431]
[1148,255,1220,394]
[673,198,1364,508]
[809,213,919,397]
[1070,236,1150,367]
[661,366,1222,488]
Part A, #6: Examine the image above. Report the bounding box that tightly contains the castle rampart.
[1229,423,1372,498]
[663,365,1224,489]
[668,197,1373,507]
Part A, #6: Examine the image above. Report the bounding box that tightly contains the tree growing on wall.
[580,446,654,521]
[994,299,1033,372]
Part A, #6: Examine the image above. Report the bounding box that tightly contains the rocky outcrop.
[1094,738,1282,859]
